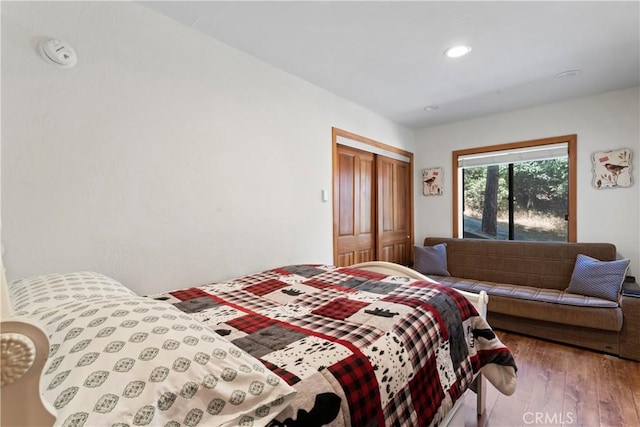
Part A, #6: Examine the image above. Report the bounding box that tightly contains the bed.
[1,261,517,427]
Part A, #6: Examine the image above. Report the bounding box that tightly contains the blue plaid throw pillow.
[566,254,630,301]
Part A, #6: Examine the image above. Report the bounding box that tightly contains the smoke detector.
[38,38,77,69]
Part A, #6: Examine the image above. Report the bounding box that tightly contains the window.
[452,135,576,242]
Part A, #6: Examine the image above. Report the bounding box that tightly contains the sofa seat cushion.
[432,276,619,308]
[432,276,623,332]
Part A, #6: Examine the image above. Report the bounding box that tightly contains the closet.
[332,128,414,267]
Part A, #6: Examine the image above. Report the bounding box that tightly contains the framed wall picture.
[591,148,633,189]
[423,167,443,196]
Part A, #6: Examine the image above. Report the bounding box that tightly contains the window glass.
[453,136,576,242]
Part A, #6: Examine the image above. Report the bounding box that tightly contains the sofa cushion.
[566,254,630,301]
[433,275,619,308]
[413,244,450,276]
[433,276,622,332]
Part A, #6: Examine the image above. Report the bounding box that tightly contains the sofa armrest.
[620,280,640,361]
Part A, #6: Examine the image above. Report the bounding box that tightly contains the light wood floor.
[460,330,640,427]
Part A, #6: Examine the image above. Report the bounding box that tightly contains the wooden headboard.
[1,259,56,426]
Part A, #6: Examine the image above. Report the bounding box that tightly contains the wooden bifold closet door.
[376,155,412,265]
[335,145,376,266]
[333,129,413,267]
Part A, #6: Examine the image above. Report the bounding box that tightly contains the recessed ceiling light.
[444,45,472,58]
[424,105,440,111]
[554,70,582,79]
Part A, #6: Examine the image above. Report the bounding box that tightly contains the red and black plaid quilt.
[151,264,517,427]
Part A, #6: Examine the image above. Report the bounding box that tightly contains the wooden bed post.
[476,373,486,415]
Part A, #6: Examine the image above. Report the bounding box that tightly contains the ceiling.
[141,1,640,129]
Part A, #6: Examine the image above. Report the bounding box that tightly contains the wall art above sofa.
[592,147,633,189]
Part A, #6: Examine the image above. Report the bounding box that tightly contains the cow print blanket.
[151,264,517,426]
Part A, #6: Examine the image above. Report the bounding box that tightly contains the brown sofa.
[420,237,639,361]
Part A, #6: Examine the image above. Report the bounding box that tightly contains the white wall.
[415,87,640,275]
[1,1,415,294]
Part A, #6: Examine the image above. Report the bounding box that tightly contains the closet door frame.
[332,127,414,266]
